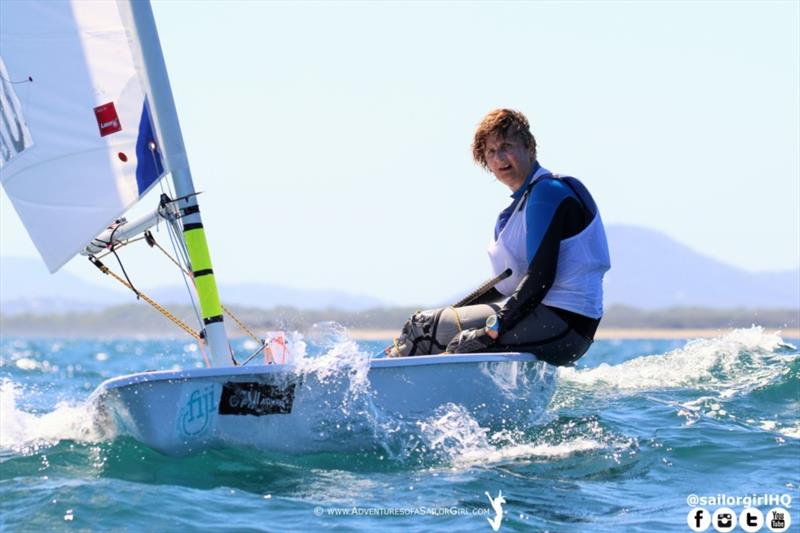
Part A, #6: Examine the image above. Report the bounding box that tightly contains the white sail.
[0,1,167,272]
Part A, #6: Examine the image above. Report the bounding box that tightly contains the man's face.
[483,132,535,192]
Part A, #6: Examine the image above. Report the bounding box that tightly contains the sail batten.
[0,0,167,272]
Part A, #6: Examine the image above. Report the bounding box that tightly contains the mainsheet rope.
[88,230,265,368]
[88,214,263,345]
[88,256,203,344]
[145,233,263,344]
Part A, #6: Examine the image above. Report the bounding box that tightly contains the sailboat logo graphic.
[485,490,506,531]
[0,56,35,167]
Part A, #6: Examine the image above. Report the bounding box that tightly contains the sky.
[1,0,798,306]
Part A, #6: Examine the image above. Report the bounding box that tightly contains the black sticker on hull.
[219,381,296,416]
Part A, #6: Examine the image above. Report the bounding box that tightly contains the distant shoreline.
[1,327,797,342]
[2,326,798,342]
[346,327,800,341]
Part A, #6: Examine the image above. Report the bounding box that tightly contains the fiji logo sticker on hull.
[177,383,220,439]
[219,381,299,416]
[0,56,35,168]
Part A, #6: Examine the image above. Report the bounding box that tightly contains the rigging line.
[221,304,262,344]
[159,193,192,266]
[157,170,177,218]
[111,247,139,299]
[162,167,177,199]
[147,140,164,177]
[0,74,33,84]
[170,227,203,330]
[88,256,203,344]
[161,191,202,206]
[164,219,205,331]
[108,224,140,299]
[239,341,269,367]
[93,235,147,259]
[170,215,192,266]
[148,230,262,344]
[158,172,169,195]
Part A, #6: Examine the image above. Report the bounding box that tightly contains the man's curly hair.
[472,109,537,170]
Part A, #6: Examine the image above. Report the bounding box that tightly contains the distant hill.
[150,283,385,312]
[604,225,799,309]
[0,256,129,314]
[0,256,384,315]
[1,224,798,315]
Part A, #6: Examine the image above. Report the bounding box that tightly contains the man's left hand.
[447,328,495,354]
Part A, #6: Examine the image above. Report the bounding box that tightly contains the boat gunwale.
[92,352,546,392]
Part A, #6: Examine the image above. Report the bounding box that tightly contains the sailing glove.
[446,328,494,354]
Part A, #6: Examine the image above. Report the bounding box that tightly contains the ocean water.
[1,327,798,532]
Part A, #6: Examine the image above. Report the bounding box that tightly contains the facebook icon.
[687,507,711,531]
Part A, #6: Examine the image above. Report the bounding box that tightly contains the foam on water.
[557,327,799,440]
[0,325,379,458]
[2,333,796,531]
[777,423,800,439]
[400,402,637,471]
[559,327,793,393]
[0,379,106,454]
[2,326,794,465]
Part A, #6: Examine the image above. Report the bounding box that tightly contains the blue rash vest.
[486,162,611,335]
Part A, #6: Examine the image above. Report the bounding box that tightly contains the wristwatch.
[485,314,500,336]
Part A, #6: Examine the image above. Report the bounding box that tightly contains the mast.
[122,1,231,366]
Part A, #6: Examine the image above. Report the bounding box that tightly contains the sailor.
[388,109,610,365]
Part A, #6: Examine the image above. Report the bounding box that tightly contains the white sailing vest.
[487,168,611,319]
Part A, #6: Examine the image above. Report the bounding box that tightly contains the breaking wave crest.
[557,327,799,439]
[559,327,794,393]
[0,379,108,455]
[382,404,639,477]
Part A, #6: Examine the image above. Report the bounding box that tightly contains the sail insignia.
[0,57,35,167]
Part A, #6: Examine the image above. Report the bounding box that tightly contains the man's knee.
[387,308,447,357]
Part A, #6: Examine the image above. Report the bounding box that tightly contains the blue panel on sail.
[135,100,164,197]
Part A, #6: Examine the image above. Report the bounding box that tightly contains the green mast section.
[183,225,224,322]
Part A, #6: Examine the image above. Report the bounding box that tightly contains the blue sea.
[1,328,798,532]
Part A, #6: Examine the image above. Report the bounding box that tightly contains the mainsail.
[1,0,231,366]
[0,1,165,272]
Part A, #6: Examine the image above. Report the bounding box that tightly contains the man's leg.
[492,305,593,365]
[388,304,499,357]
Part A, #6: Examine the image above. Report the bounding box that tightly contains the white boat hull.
[90,353,557,456]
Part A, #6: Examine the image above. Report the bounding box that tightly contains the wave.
[559,327,795,392]
[2,326,795,480]
[557,327,799,439]
[0,378,108,456]
[410,403,637,472]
